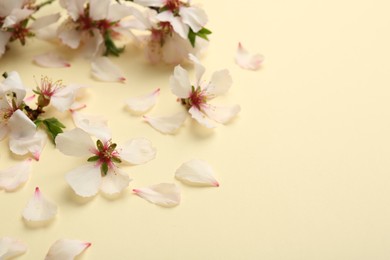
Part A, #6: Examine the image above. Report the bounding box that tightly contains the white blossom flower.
[0,237,28,259]
[45,239,91,260]
[55,128,156,197]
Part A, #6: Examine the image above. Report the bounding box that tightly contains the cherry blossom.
[0,237,27,259]
[55,128,156,197]
[45,239,91,260]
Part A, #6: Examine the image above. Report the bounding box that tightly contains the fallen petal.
[22,187,58,222]
[0,237,27,259]
[118,138,156,165]
[235,42,264,71]
[125,88,160,115]
[71,111,111,141]
[33,52,71,68]
[133,183,180,207]
[91,57,126,82]
[175,159,219,187]
[45,239,91,260]
[143,111,187,134]
[0,158,33,191]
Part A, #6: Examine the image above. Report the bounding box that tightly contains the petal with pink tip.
[71,111,111,141]
[22,187,58,222]
[118,138,156,165]
[205,69,233,98]
[175,159,219,187]
[0,159,32,191]
[125,88,160,115]
[133,183,180,207]
[143,111,187,134]
[169,65,192,98]
[100,168,131,195]
[45,239,91,260]
[202,104,241,124]
[29,13,60,31]
[33,52,70,68]
[91,57,126,82]
[9,129,47,160]
[55,128,95,157]
[235,42,264,71]
[189,106,216,128]
[65,164,101,197]
[0,237,27,259]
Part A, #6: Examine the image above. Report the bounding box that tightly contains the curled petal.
[29,13,60,31]
[235,42,264,71]
[179,6,208,33]
[55,128,95,157]
[169,65,192,98]
[189,106,216,128]
[1,71,27,107]
[91,57,126,82]
[157,11,188,39]
[100,168,131,195]
[7,110,36,139]
[22,187,58,222]
[133,183,180,207]
[71,111,111,141]
[9,129,47,161]
[175,159,219,187]
[118,138,156,165]
[205,69,233,98]
[0,158,32,191]
[143,111,187,134]
[45,239,91,260]
[65,164,101,197]
[125,88,160,115]
[33,52,71,68]
[202,104,241,124]
[0,237,27,259]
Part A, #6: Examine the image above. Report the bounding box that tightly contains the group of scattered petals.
[0,236,90,260]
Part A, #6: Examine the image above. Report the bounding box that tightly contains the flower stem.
[35,0,56,11]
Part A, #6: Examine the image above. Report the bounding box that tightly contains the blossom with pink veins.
[55,128,156,197]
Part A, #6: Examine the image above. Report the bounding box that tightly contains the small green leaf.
[187,27,212,47]
[101,162,108,176]
[188,28,196,47]
[104,33,124,56]
[39,117,66,143]
[87,155,100,162]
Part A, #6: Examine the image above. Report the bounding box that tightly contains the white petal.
[161,33,191,64]
[133,0,164,7]
[0,237,27,259]
[55,128,95,157]
[45,239,91,260]
[71,111,111,141]
[22,187,57,222]
[188,54,205,86]
[0,32,11,57]
[60,0,86,20]
[125,88,160,114]
[133,183,180,207]
[118,138,156,165]
[1,71,27,107]
[9,128,47,160]
[169,65,192,98]
[33,52,71,68]
[157,11,188,39]
[143,111,187,134]
[175,159,219,187]
[100,168,131,195]
[3,9,33,27]
[89,0,110,20]
[0,158,32,191]
[205,69,233,98]
[81,29,104,58]
[189,106,216,128]
[29,13,60,31]
[7,110,36,139]
[107,3,134,21]
[235,42,264,71]
[50,85,81,112]
[58,22,82,49]
[202,104,241,124]
[91,57,126,82]
[65,164,102,197]
[0,0,24,17]
[179,6,208,33]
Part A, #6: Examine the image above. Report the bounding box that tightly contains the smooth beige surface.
[2,0,390,259]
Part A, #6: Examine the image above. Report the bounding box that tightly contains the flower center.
[88,140,121,176]
[165,0,181,12]
[181,86,207,110]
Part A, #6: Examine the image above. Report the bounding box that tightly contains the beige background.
[1,0,390,259]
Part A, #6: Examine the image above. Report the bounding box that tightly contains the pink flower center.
[89,140,121,176]
[181,87,207,110]
[39,77,63,98]
[165,0,181,12]
[76,6,118,35]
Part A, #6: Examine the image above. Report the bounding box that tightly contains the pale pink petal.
[157,11,188,39]
[91,57,126,82]
[169,65,192,98]
[71,111,111,141]
[89,0,110,20]
[22,187,58,222]
[133,0,164,7]
[100,168,131,195]
[45,239,91,260]
[7,110,35,139]
[1,71,27,107]
[65,164,102,197]
[204,69,233,98]
[55,128,95,157]
[29,13,60,31]
[202,104,241,124]
[133,183,180,207]
[51,85,81,112]
[0,237,27,259]
[9,129,47,160]
[179,6,208,33]
[188,106,216,128]
[0,158,32,191]
[235,42,264,71]
[81,29,104,58]
[118,138,156,165]
[3,9,34,27]
[0,32,11,57]
[125,88,160,114]
[175,159,219,187]
[58,21,82,49]
[161,33,191,64]
[33,52,71,68]
[107,3,134,21]
[143,111,187,134]
[188,54,205,86]
[60,0,86,20]
[0,0,25,17]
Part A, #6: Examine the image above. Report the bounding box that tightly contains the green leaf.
[187,27,212,47]
[39,117,66,143]
[104,33,124,57]
[188,28,196,47]
[101,162,108,176]
[87,155,100,162]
